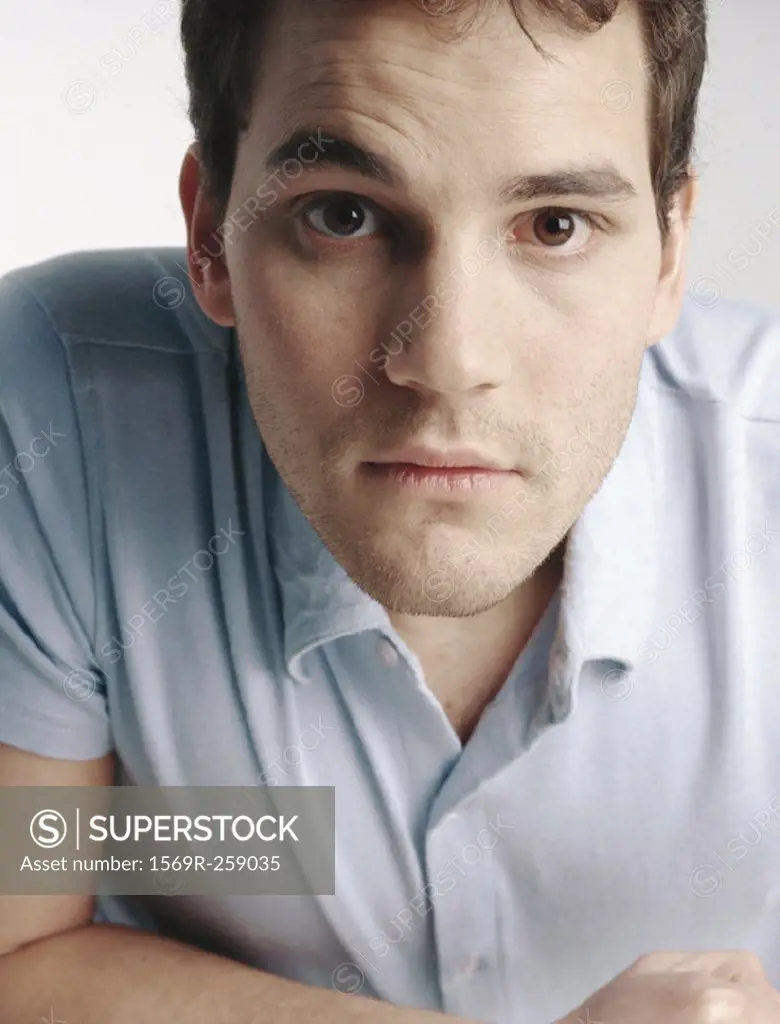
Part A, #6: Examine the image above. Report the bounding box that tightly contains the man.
[1,0,779,1021]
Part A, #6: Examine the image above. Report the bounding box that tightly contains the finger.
[683,951,767,985]
[631,950,768,983]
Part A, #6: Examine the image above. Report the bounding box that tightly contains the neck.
[388,541,566,741]
[391,541,565,656]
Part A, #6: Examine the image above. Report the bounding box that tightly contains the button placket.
[427,814,501,1023]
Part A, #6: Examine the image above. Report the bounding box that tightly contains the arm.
[0,922,476,1024]
[0,743,478,1024]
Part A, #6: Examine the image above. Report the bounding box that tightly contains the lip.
[366,446,515,472]
[362,446,520,496]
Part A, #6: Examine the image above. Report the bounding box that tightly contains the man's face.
[189,0,695,617]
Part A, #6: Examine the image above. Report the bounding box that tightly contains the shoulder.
[642,295,780,422]
[0,247,230,362]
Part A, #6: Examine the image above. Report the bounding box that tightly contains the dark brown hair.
[180,0,707,234]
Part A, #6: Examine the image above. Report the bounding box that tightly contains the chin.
[368,569,521,618]
[341,535,523,618]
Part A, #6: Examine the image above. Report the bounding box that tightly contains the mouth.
[362,446,520,495]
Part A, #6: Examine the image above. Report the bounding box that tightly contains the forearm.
[0,922,478,1024]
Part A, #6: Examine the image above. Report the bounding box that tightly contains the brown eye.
[533,210,577,247]
[513,208,597,256]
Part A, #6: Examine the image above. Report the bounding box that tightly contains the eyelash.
[291,192,605,259]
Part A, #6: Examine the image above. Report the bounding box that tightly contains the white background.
[0,0,778,309]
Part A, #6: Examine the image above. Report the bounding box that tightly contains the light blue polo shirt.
[1,248,779,1024]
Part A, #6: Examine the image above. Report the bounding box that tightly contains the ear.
[178,143,236,327]
[646,170,700,346]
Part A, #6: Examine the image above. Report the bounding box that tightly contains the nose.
[382,237,513,397]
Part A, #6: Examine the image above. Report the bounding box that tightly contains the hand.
[565,951,780,1024]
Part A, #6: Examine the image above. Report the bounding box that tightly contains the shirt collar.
[268,478,392,682]
[554,373,660,671]
[268,376,660,683]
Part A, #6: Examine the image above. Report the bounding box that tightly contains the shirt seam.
[0,691,112,753]
[640,372,780,424]
[60,333,230,359]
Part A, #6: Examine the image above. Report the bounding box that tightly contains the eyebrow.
[266,129,639,203]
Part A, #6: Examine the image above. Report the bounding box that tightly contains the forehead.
[245,0,652,193]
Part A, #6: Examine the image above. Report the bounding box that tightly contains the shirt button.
[377,638,399,667]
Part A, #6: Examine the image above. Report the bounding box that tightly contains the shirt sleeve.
[0,269,112,760]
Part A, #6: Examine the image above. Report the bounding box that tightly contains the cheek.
[525,307,649,416]
[576,290,658,394]
[523,305,650,476]
[231,261,384,444]
[232,248,383,390]
[508,230,662,398]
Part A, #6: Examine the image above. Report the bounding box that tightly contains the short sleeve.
[0,270,112,759]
